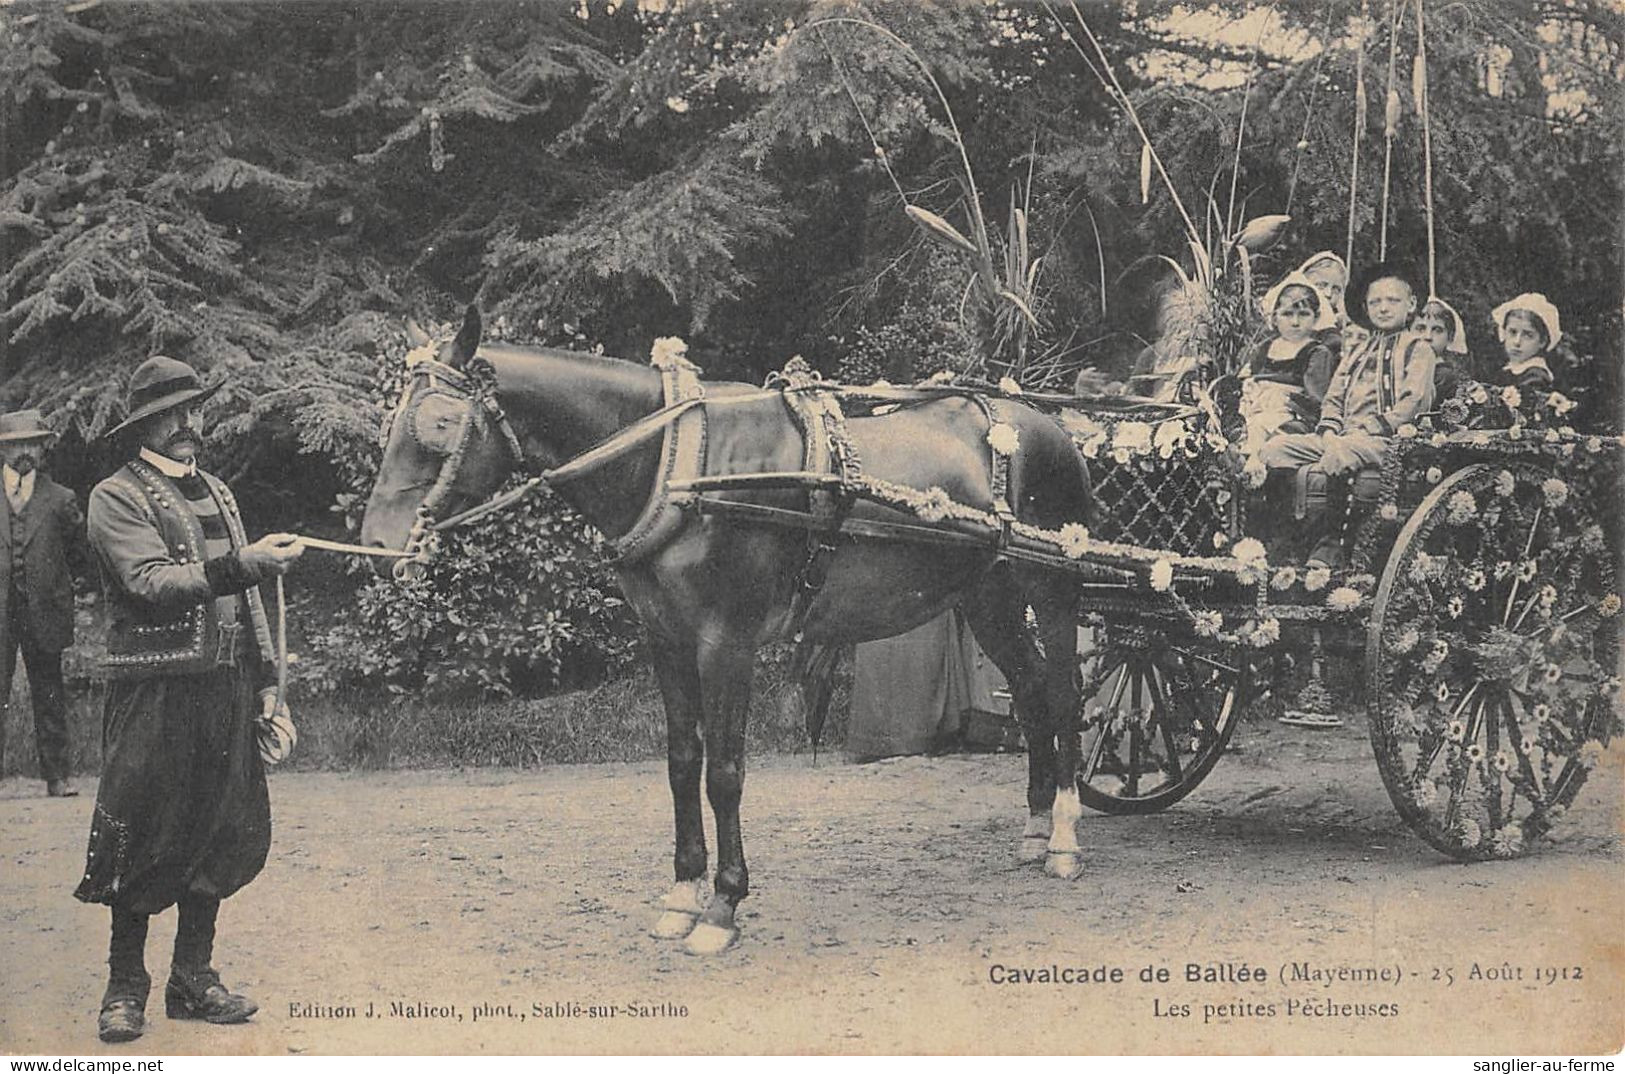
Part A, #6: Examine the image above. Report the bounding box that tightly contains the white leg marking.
[1049,787,1082,853]
[1045,787,1084,880]
[649,878,708,939]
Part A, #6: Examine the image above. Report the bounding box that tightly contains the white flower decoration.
[1379,503,1399,521]
[1490,826,1524,857]
[1586,437,1603,454]
[1430,432,1449,447]
[1501,385,1522,409]
[1327,586,1362,612]
[1193,610,1223,638]
[1149,559,1174,592]
[1446,489,1477,525]
[1446,596,1464,619]
[1271,566,1298,591]
[1304,565,1331,593]
[1493,560,1513,580]
[1446,720,1466,742]
[1457,818,1482,848]
[1391,627,1420,655]
[1153,419,1189,459]
[1599,593,1622,617]
[1517,560,1538,582]
[915,487,954,523]
[1543,664,1563,684]
[1494,470,1516,498]
[1249,618,1281,647]
[1540,478,1568,507]
[1397,423,1418,439]
[986,422,1020,456]
[665,96,690,113]
[1464,569,1486,592]
[1111,421,1153,461]
[1466,742,1484,762]
[1413,780,1437,807]
[1548,391,1575,416]
[1056,523,1091,559]
[1529,703,1549,725]
[1493,751,1513,773]
[1213,531,1229,550]
[1426,466,1444,484]
[650,336,690,367]
[1231,537,1267,566]
[1507,423,1523,441]
[998,376,1023,395]
[1470,385,1489,404]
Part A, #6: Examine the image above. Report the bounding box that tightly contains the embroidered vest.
[99,461,275,679]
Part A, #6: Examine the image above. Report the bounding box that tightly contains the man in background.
[0,408,84,798]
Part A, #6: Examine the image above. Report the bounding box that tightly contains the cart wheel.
[1367,463,1622,860]
[1075,626,1245,814]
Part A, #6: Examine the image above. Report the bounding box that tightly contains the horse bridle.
[379,339,711,581]
[384,349,528,581]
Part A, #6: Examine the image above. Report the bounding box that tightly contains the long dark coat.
[0,472,82,654]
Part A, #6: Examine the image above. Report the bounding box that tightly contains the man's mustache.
[9,454,38,472]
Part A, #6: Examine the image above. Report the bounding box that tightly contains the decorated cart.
[683,368,1621,863]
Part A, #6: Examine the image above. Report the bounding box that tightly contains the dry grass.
[2,654,851,778]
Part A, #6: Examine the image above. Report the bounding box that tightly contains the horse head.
[360,304,521,579]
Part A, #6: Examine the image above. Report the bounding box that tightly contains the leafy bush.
[301,487,641,698]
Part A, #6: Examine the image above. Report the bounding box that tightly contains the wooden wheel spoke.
[1502,695,1546,804]
[1126,667,1146,796]
[1147,663,1185,785]
[1501,505,1544,627]
[1442,694,1489,831]
[1484,692,1504,831]
[1080,662,1129,784]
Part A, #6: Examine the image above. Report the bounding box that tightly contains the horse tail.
[785,640,842,760]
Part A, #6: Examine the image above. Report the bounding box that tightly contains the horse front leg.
[686,637,755,955]
[648,635,709,940]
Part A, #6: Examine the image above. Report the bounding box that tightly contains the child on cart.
[1490,292,1561,396]
[1413,295,1473,403]
[1237,272,1337,456]
[1257,261,1438,567]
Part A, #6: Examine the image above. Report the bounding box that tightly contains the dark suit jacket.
[1,473,84,653]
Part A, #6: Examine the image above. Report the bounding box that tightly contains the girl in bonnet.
[1237,271,1337,455]
[1490,292,1561,396]
[1413,295,1473,401]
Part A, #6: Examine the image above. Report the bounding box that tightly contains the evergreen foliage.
[2,0,1619,696]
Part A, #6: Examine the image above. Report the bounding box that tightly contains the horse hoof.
[1045,851,1083,880]
[684,922,739,956]
[1016,835,1048,863]
[649,910,699,940]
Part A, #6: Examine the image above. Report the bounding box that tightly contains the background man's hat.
[104,356,224,439]
[1346,259,1423,330]
[0,409,58,443]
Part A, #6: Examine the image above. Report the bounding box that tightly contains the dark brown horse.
[360,306,1095,954]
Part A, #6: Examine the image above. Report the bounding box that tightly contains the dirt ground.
[2,717,1621,1057]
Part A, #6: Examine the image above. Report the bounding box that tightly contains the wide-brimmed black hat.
[1346,260,1423,330]
[104,356,224,439]
[0,409,58,444]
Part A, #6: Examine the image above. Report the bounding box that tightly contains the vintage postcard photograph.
[2,0,1621,1059]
